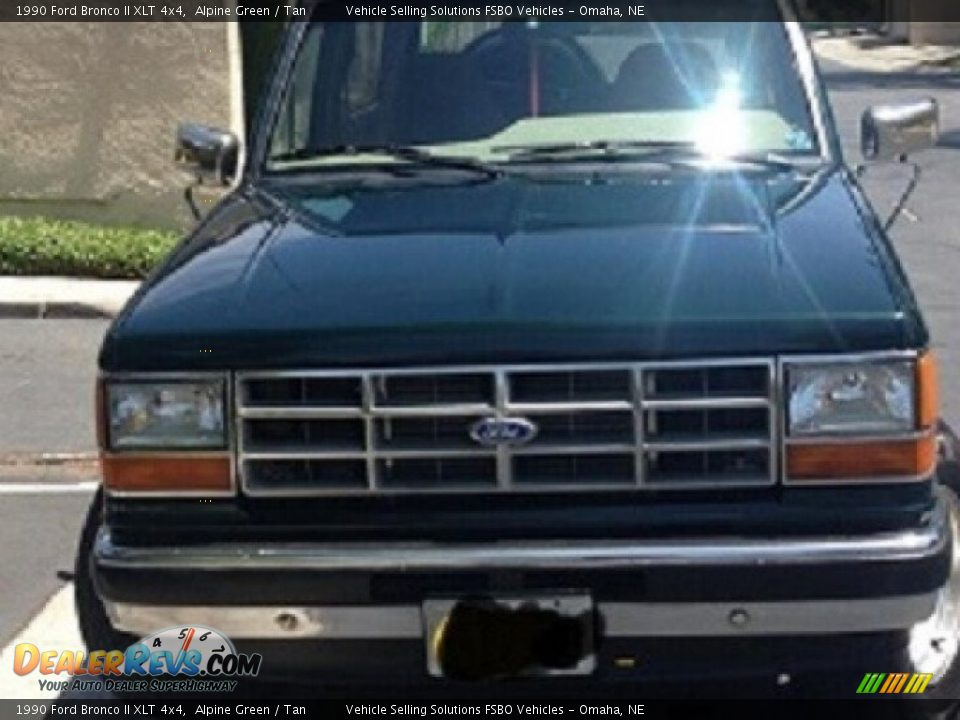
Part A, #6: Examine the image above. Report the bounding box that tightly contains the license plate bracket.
[423,593,596,680]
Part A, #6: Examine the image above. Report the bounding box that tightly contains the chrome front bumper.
[95,495,953,641]
[103,594,942,640]
[95,501,947,572]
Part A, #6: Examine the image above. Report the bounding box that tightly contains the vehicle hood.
[102,168,926,371]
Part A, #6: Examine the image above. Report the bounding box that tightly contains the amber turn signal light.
[917,350,939,430]
[101,455,232,494]
[787,436,937,481]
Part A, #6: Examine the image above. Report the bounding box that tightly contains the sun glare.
[695,71,747,160]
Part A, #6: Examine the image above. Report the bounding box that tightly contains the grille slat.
[513,444,639,456]
[506,401,635,414]
[373,405,494,417]
[240,407,366,419]
[643,437,771,453]
[642,397,770,411]
[237,361,775,495]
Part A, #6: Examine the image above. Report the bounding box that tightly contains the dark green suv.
[77,5,960,694]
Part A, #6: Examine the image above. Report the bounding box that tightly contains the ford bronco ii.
[77,3,960,694]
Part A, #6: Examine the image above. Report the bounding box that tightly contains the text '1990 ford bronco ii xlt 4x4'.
[76,2,960,695]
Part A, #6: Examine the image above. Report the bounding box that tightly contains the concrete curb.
[0,276,139,320]
[0,452,99,466]
[0,302,115,320]
[0,453,100,482]
[813,36,960,74]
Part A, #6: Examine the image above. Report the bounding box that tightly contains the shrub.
[0,216,179,279]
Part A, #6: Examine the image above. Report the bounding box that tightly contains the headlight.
[106,379,226,450]
[784,353,939,484]
[787,361,915,436]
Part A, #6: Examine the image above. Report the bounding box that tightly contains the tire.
[74,488,137,654]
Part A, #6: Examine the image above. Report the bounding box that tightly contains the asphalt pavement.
[0,492,92,648]
[0,319,108,455]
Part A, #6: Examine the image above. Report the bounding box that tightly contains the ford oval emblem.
[469,417,539,447]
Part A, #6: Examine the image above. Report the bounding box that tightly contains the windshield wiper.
[269,144,503,180]
[722,151,812,172]
[494,140,696,163]
[495,141,811,173]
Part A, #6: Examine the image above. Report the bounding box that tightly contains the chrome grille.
[236,360,776,496]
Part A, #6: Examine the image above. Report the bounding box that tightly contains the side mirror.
[174,123,239,186]
[860,99,939,163]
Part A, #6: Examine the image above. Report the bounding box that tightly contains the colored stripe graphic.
[904,674,919,693]
[857,672,932,694]
[892,673,910,693]
[906,673,933,694]
[856,673,876,693]
[879,673,896,693]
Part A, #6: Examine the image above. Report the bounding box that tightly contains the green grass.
[0,216,179,279]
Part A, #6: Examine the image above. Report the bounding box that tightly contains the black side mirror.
[174,123,240,186]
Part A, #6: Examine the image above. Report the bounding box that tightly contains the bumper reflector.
[786,436,937,481]
[102,455,232,494]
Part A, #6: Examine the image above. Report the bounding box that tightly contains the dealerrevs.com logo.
[13,625,262,693]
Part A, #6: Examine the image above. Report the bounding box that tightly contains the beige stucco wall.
[909,22,960,45]
[897,2,960,44]
[0,22,238,230]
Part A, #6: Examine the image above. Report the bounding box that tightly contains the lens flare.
[695,72,746,160]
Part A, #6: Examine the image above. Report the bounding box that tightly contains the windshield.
[266,17,821,171]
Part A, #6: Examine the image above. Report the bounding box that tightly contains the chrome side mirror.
[174,123,240,186]
[860,99,939,163]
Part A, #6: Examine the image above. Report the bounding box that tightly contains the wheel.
[74,488,137,654]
